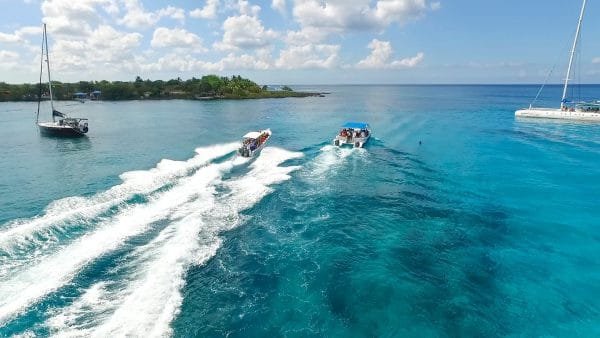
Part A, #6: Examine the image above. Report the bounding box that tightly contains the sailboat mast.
[561,0,587,109]
[36,24,44,124]
[43,23,55,121]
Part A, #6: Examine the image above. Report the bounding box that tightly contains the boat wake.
[309,145,368,178]
[0,145,302,336]
[0,143,238,274]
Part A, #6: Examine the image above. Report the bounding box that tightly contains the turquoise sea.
[0,85,599,337]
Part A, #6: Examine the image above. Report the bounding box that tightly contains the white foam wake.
[46,147,302,337]
[309,144,358,177]
[0,143,238,270]
[0,148,237,326]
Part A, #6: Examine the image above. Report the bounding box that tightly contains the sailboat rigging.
[36,23,89,137]
[515,0,600,121]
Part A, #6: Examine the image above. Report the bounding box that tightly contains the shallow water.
[1,85,599,336]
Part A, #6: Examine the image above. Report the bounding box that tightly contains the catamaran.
[36,24,89,137]
[515,0,600,121]
[333,122,371,148]
[238,129,271,157]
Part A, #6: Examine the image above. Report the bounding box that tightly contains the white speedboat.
[333,122,371,148]
[238,129,271,157]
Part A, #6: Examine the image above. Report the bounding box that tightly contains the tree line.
[0,75,300,101]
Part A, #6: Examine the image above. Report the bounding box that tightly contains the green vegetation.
[0,75,320,101]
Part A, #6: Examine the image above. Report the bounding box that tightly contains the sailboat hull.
[38,123,87,137]
[515,108,600,121]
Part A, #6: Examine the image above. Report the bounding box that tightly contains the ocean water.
[0,85,599,337]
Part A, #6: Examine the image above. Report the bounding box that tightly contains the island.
[0,75,325,102]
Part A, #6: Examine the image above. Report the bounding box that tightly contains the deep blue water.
[0,85,599,337]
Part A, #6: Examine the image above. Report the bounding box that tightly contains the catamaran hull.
[515,109,600,121]
[38,124,87,137]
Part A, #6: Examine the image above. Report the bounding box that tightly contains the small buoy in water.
[419,141,422,145]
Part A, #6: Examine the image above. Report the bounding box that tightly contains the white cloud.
[215,14,278,50]
[0,50,20,62]
[357,39,423,69]
[0,26,43,44]
[117,1,185,29]
[157,6,186,24]
[276,44,340,69]
[16,26,43,37]
[151,27,204,52]
[292,0,436,33]
[390,52,424,67]
[0,33,22,43]
[190,0,219,19]
[42,0,114,36]
[284,27,328,45]
[118,0,159,29]
[272,0,286,14]
[236,0,261,16]
[593,57,600,64]
[51,25,142,72]
[141,51,272,72]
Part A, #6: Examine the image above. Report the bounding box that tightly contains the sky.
[0,0,599,84]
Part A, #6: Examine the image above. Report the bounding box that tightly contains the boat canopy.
[243,131,262,139]
[342,122,369,129]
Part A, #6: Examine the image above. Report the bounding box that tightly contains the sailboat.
[36,24,89,137]
[515,0,600,121]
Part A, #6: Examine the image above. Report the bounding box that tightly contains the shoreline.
[0,91,327,103]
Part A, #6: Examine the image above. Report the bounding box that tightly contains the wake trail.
[0,143,237,270]
[46,147,303,338]
[309,144,362,177]
[0,145,238,326]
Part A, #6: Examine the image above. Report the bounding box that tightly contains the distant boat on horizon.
[36,24,89,137]
[515,0,600,121]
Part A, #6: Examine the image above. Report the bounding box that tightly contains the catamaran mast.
[43,23,56,121]
[561,0,587,109]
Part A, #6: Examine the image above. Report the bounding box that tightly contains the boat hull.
[239,143,266,157]
[38,123,87,137]
[515,109,600,121]
[238,129,271,157]
[333,136,370,148]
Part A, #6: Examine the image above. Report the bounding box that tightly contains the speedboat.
[333,122,370,148]
[238,129,272,157]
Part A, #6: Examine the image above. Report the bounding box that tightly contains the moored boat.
[36,24,89,137]
[333,122,371,148]
[238,129,271,157]
[515,0,600,121]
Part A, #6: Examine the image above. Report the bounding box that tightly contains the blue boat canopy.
[342,122,369,129]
